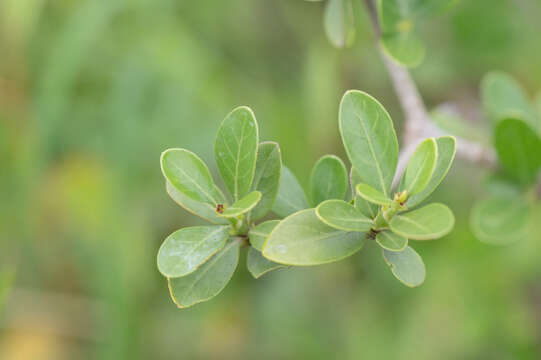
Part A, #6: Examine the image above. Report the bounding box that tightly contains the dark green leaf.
[383,246,426,287]
[310,155,348,205]
[247,248,285,279]
[251,142,282,220]
[272,166,310,217]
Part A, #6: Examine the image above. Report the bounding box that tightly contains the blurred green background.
[1,0,541,359]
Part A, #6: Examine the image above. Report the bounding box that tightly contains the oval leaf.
[389,203,455,240]
[399,138,437,196]
[249,220,280,251]
[310,155,348,206]
[339,90,399,198]
[272,166,310,217]
[350,168,378,218]
[168,239,240,308]
[383,246,426,287]
[215,106,259,201]
[376,230,408,252]
[324,0,355,48]
[315,199,372,232]
[250,142,282,220]
[262,209,365,266]
[219,191,262,218]
[356,183,392,206]
[158,226,230,278]
[247,247,285,279]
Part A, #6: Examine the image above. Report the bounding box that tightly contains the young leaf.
[262,209,365,266]
[215,106,259,201]
[356,183,392,206]
[399,138,437,196]
[350,168,378,218]
[494,118,541,186]
[168,239,240,308]
[324,0,355,48]
[376,231,408,252]
[389,203,455,240]
[339,90,399,198]
[249,220,279,251]
[157,226,230,278]
[219,191,262,218]
[316,199,373,232]
[310,155,348,206]
[383,246,426,287]
[250,142,282,220]
[272,166,310,217]
[471,196,530,245]
[161,148,226,206]
[407,136,456,208]
[247,248,285,279]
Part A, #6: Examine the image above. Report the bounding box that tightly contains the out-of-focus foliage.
[1,0,541,359]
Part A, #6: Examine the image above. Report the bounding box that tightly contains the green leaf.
[166,182,229,225]
[157,226,230,278]
[249,220,279,252]
[310,155,348,206]
[376,230,408,251]
[315,199,373,232]
[407,136,456,208]
[250,142,282,220]
[494,118,541,186]
[383,246,426,287]
[323,0,355,48]
[272,166,310,218]
[215,106,259,201]
[262,209,365,266]
[161,148,226,206]
[219,191,262,218]
[350,168,378,218]
[399,138,437,196]
[356,183,392,206]
[389,203,455,240]
[168,239,240,308]
[471,196,530,245]
[339,90,399,198]
[430,107,489,146]
[247,248,285,279]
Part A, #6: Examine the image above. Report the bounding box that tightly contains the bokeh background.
[1,0,541,359]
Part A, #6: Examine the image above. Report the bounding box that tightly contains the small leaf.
[316,199,373,232]
[323,0,355,48]
[339,90,399,198]
[376,230,408,252]
[389,203,455,240]
[168,239,240,308]
[383,246,426,287]
[250,142,282,220]
[356,183,392,206]
[350,168,378,218]
[161,148,226,205]
[219,191,262,218]
[399,138,437,196]
[471,196,530,245]
[262,209,365,266]
[407,136,456,208]
[215,106,259,201]
[272,166,310,217]
[310,155,348,206]
[249,220,279,251]
[157,226,230,278]
[247,248,285,279]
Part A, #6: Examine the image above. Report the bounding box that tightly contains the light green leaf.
[249,220,279,251]
[161,148,226,206]
[215,106,259,201]
[310,155,348,206]
[383,246,426,287]
[166,182,229,225]
[389,203,455,240]
[494,118,541,186]
[376,230,408,251]
[262,209,365,266]
[272,166,310,217]
[219,191,262,218]
[407,136,456,208]
[430,107,489,146]
[247,248,285,279]
[339,90,399,198]
[399,138,437,196]
[471,196,530,245]
[168,239,240,308]
[350,168,378,218]
[324,0,355,48]
[315,199,373,232]
[250,142,282,220]
[356,183,392,206]
[157,226,230,278]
